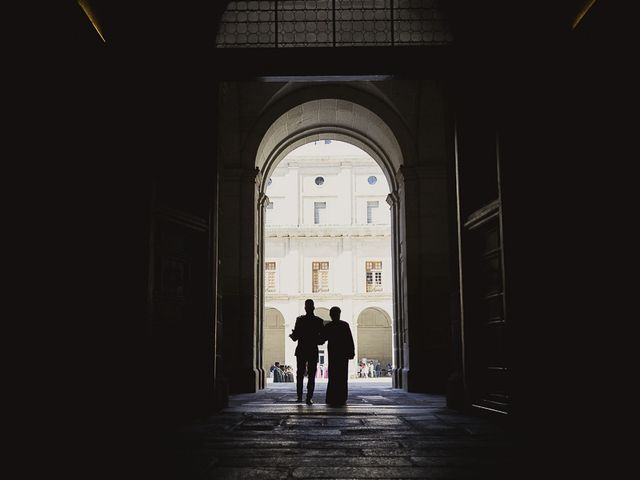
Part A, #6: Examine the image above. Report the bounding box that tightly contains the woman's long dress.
[324,320,355,406]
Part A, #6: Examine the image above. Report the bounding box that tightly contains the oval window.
[315,176,325,186]
[368,175,377,185]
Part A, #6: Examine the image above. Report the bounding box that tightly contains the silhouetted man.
[322,306,355,407]
[289,299,325,404]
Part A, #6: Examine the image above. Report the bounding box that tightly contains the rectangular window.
[312,261,330,293]
[367,201,379,224]
[366,261,383,292]
[314,201,326,224]
[265,261,277,293]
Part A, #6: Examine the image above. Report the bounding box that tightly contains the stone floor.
[165,380,514,479]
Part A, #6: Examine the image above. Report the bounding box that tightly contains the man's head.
[304,299,315,314]
[275,362,280,367]
[329,306,341,321]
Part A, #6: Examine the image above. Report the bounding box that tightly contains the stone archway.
[264,308,285,373]
[219,81,454,395]
[252,96,410,390]
[357,307,393,372]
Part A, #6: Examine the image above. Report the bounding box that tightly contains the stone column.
[256,183,268,390]
[387,188,405,389]
[219,167,261,393]
[400,164,453,393]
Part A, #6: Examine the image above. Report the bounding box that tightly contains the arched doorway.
[218,80,464,395]
[263,308,285,373]
[253,96,409,390]
[262,138,393,382]
[357,307,393,376]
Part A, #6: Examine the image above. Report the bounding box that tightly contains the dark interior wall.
[146,67,219,420]
[448,1,625,474]
[98,54,221,426]
[43,4,625,477]
[36,6,150,475]
[38,7,226,476]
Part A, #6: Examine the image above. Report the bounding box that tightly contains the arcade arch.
[264,308,286,372]
[356,307,393,372]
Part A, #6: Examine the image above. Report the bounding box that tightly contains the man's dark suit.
[290,313,325,400]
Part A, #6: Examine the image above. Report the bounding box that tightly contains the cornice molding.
[266,293,393,301]
[265,225,391,238]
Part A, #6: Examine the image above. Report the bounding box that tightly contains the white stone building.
[264,140,394,378]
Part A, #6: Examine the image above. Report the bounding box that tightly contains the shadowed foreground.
[161,380,513,479]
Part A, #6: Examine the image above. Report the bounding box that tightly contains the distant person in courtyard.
[322,306,355,407]
[272,362,284,382]
[284,365,294,382]
[289,299,325,404]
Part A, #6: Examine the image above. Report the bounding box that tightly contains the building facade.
[264,141,393,378]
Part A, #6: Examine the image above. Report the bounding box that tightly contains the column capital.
[254,167,264,186]
[258,192,270,208]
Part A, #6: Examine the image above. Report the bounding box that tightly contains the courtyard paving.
[163,379,514,479]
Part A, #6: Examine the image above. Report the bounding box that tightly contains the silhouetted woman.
[322,306,355,406]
